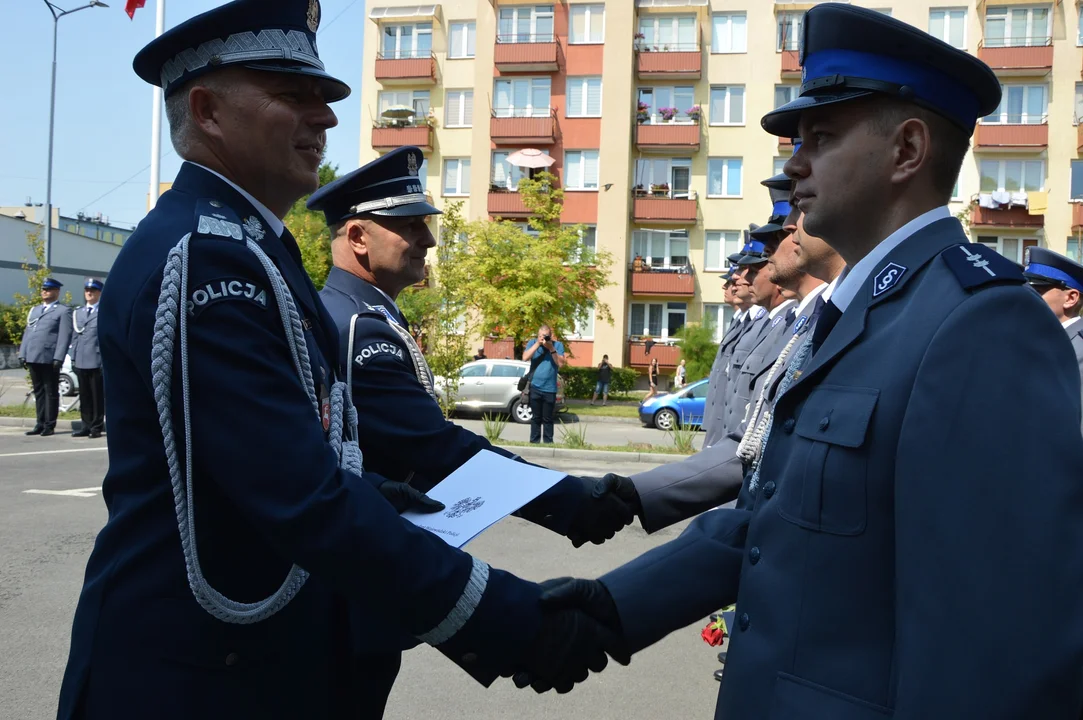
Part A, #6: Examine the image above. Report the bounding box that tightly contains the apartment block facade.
[360,0,1083,379]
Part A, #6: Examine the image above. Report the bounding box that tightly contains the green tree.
[0,229,51,348]
[285,161,338,289]
[454,171,614,354]
[675,321,719,384]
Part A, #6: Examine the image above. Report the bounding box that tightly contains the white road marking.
[24,487,102,498]
[0,447,107,459]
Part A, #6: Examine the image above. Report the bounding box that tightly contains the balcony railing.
[632,190,698,224]
[969,204,1044,228]
[374,52,437,84]
[977,40,1053,75]
[635,122,700,151]
[1078,122,1083,153]
[1073,203,1083,232]
[974,122,1048,150]
[486,188,531,217]
[371,122,434,152]
[490,108,557,144]
[628,340,682,368]
[780,49,801,77]
[636,34,702,79]
[628,266,696,296]
[494,34,561,72]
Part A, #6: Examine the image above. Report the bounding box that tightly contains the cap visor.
[750,222,784,239]
[242,62,351,103]
[735,254,767,266]
[368,201,442,217]
[761,90,876,137]
[1023,271,1058,286]
[761,172,791,191]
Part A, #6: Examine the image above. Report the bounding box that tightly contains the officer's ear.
[344,218,370,259]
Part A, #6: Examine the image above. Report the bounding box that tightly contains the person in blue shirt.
[521,325,564,444]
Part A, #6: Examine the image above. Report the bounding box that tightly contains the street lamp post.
[42,0,108,269]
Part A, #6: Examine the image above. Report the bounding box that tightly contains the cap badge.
[307,0,321,32]
[407,152,419,177]
[243,216,266,242]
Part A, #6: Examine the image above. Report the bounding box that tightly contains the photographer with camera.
[521,324,565,444]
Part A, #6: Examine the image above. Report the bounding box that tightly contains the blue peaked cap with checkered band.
[761,3,1000,138]
[133,0,349,103]
[307,147,441,222]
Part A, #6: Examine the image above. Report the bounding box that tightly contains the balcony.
[632,191,698,225]
[1073,203,1083,232]
[977,42,1053,76]
[628,340,681,369]
[371,123,433,152]
[974,123,1048,151]
[1078,122,1083,154]
[969,204,1044,229]
[490,109,557,145]
[374,52,437,85]
[779,136,794,150]
[635,36,702,80]
[780,49,801,78]
[487,189,531,218]
[635,122,700,152]
[629,267,696,296]
[494,34,561,72]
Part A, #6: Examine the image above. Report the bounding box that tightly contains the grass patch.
[565,404,640,419]
[0,404,80,420]
[481,412,508,443]
[497,439,692,455]
[557,421,591,449]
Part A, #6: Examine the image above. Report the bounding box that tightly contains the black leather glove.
[565,473,642,548]
[378,481,445,514]
[52,359,61,370]
[511,577,630,693]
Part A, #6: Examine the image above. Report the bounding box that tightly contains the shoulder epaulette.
[192,198,244,242]
[941,243,1025,291]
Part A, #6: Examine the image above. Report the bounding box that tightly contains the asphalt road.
[455,415,704,451]
[0,426,724,720]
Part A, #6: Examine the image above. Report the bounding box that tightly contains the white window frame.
[629,301,687,339]
[448,21,476,58]
[381,22,433,59]
[566,77,603,118]
[774,84,799,110]
[1076,83,1083,125]
[777,12,802,51]
[1068,237,1081,263]
[570,303,596,340]
[574,225,597,262]
[498,5,555,44]
[984,84,1048,125]
[951,177,962,202]
[979,159,1045,193]
[491,149,548,191]
[635,157,693,198]
[984,5,1051,48]
[929,8,967,49]
[569,4,605,44]
[445,89,473,128]
[637,86,697,125]
[707,158,743,198]
[637,14,699,52]
[703,303,733,342]
[632,229,690,269]
[1078,6,1083,46]
[378,90,430,123]
[974,235,1034,263]
[704,230,741,272]
[442,158,471,196]
[565,150,600,191]
[773,157,788,176]
[1070,159,1083,200]
[709,86,746,126]
[711,12,747,54]
[493,77,552,118]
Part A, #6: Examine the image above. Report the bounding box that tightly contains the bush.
[0,303,25,346]
[560,365,637,399]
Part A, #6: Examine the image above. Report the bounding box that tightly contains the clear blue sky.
[0,0,367,230]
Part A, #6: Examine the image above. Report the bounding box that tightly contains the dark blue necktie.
[810,299,842,355]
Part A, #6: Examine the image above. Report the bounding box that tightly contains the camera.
[543,334,551,341]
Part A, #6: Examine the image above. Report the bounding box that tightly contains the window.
[461,364,488,378]
[491,150,548,190]
[707,158,743,198]
[705,230,742,271]
[381,22,432,59]
[494,77,551,117]
[872,8,892,16]
[445,90,473,127]
[498,5,554,43]
[1068,238,1081,263]
[709,86,745,125]
[449,21,476,58]
[417,158,429,192]
[1076,84,1083,124]
[979,159,1044,192]
[984,6,1051,48]
[576,225,597,259]
[491,364,526,378]
[1078,7,1083,45]
[774,157,788,176]
[442,158,471,196]
[984,84,1047,125]
[711,13,747,53]
[777,12,802,51]
[929,8,967,49]
[570,4,604,44]
[567,77,603,117]
[1071,160,1083,200]
[630,302,686,339]
[774,85,799,109]
[632,229,689,268]
[638,86,696,123]
[378,90,430,120]
[975,235,1037,263]
[571,304,595,340]
[703,303,734,342]
[638,15,698,51]
[952,178,961,201]
[440,226,468,247]
[565,150,600,190]
[635,157,692,198]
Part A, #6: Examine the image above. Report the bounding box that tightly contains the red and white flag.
[125,0,146,19]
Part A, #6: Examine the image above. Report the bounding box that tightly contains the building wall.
[360,0,1083,379]
[0,215,119,303]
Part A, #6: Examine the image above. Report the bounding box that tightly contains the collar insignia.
[243,216,266,242]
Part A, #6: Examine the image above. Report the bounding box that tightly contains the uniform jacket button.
[749,546,761,564]
[738,613,750,631]
[461,652,478,664]
[819,416,830,430]
[782,418,795,434]
[762,481,776,499]
[225,652,240,667]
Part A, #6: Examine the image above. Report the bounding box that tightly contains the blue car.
[639,378,709,431]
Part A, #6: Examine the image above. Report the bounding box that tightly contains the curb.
[0,417,77,431]
[560,413,642,426]
[499,444,688,465]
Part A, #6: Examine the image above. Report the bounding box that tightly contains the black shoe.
[713,668,725,682]
[72,430,90,437]
[25,426,43,436]
[89,430,102,438]
[717,652,727,664]
[41,427,55,437]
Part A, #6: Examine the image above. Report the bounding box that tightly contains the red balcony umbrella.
[506,148,555,169]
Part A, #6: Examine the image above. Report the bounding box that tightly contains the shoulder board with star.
[941,243,1025,291]
[192,198,244,243]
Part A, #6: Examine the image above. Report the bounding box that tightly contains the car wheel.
[654,408,678,431]
[511,398,533,424]
[59,373,75,397]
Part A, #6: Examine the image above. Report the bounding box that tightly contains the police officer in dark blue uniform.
[526,5,1083,718]
[69,278,105,438]
[19,277,72,436]
[56,3,626,718]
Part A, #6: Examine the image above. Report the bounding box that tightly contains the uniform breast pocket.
[776,385,879,536]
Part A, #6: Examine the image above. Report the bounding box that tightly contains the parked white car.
[59,354,78,396]
[434,359,565,424]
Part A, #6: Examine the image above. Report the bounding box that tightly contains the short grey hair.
[163,72,237,158]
